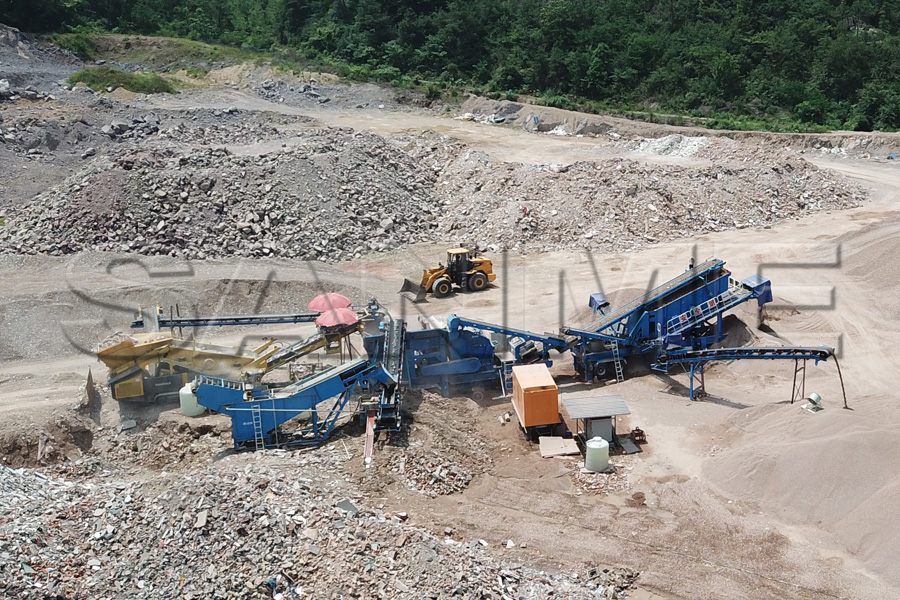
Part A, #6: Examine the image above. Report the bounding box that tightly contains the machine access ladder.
[611,339,624,382]
[251,405,265,451]
[500,360,514,396]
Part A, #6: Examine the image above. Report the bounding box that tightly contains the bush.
[67,67,175,94]
[52,33,97,60]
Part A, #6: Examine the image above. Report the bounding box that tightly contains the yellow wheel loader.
[399,248,497,302]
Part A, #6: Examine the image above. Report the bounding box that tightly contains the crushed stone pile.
[0,119,867,260]
[433,149,864,253]
[0,128,441,261]
[0,459,639,599]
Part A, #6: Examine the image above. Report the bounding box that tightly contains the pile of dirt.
[0,416,93,467]
[89,416,232,471]
[703,396,900,588]
[361,392,494,497]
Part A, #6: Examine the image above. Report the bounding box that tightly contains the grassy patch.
[183,67,210,78]
[52,33,97,61]
[533,93,833,133]
[68,66,175,94]
[91,35,252,70]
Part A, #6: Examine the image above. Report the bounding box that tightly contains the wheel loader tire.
[468,272,488,291]
[433,278,452,298]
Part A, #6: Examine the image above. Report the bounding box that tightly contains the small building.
[511,364,559,430]
[561,394,631,444]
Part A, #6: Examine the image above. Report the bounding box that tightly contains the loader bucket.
[398,278,428,303]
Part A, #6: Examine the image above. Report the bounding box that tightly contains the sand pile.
[703,396,900,586]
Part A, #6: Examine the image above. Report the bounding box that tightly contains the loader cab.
[446,248,473,278]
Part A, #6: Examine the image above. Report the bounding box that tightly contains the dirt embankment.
[462,97,900,157]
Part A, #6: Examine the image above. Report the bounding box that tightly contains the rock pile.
[386,449,477,497]
[101,114,161,140]
[0,80,55,103]
[0,120,868,260]
[434,151,866,253]
[0,128,441,260]
[255,79,331,105]
[0,459,639,599]
[160,119,281,146]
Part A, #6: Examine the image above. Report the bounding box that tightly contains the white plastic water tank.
[584,436,610,472]
[179,383,205,417]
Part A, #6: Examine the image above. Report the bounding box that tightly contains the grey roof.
[562,394,631,419]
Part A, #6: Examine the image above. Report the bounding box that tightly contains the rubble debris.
[568,455,636,496]
[0,460,640,599]
[0,124,867,261]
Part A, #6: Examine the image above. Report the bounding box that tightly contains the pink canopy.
[308,292,352,312]
[315,307,359,328]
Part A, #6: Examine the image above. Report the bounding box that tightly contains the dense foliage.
[5,0,900,130]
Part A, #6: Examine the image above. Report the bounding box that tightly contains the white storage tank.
[179,383,206,417]
[584,436,610,472]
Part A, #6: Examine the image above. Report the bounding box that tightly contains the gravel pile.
[0,75,870,262]
[433,150,865,253]
[0,459,639,599]
[0,124,867,260]
[0,128,441,260]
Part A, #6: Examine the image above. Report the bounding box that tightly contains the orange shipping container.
[511,364,559,428]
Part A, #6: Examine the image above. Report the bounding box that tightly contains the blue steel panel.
[742,274,773,306]
[589,293,609,311]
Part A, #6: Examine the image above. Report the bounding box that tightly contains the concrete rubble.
[569,456,635,496]
[0,113,867,261]
[0,459,639,599]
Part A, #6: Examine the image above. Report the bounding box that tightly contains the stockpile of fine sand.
[703,395,900,586]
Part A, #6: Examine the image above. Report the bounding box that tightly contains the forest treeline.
[4,0,900,130]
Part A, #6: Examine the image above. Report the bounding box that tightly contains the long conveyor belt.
[448,315,568,349]
[662,345,834,365]
[132,311,323,329]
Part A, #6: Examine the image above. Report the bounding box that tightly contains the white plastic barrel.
[584,436,610,472]
[179,383,206,417]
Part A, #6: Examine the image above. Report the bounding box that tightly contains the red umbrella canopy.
[309,292,352,311]
[315,307,359,328]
